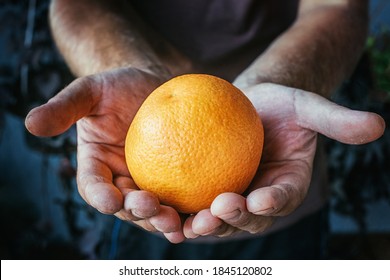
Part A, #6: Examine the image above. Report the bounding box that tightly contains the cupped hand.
[183,83,385,239]
[25,67,185,243]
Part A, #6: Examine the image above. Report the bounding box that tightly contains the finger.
[115,209,141,222]
[189,209,224,236]
[148,205,182,234]
[150,205,186,243]
[82,181,123,215]
[246,184,301,216]
[116,210,186,244]
[294,89,385,144]
[247,159,312,217]
[118,204,185,243]
[131,219,158,232]
[77,156,123,214]
[25,76,98,137]
[183,215,199,239]
[124,190,160,218]
[114,176,160,218]
[114,176,138,197]
[211,193,274,234]
[163,231,186,244]
[189,209,239,237]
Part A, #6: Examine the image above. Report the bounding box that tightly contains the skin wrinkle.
[84,182,121,213]
[132,219,157,232]
[262,129,316,163]
[115,209,140,222]
[85,74,107,115]
[248,159,312,216]
[125,192,160,218]
[79,114,126,145]
[322,107,339,138]
[77,174,112,201]
[273,184,305,213]
[76,132,109,147]
[248,186,283,214]
[291,87,299,124]
[227,210,266,232]
[149,209,181,233]
[248,159,310,193]
[208,223,236,237]
[292,88,313,130]
[216,227,240,238]
[250,207,276,216]
[77,160,112,184]
[294,89,329,137]
[217,209,244,223]
[82,144,129,176]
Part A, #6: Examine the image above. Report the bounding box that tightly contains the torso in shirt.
[130,0,299,81]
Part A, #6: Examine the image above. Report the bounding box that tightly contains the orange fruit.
[125,74,264,214]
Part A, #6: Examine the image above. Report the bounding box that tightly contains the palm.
[184,83,384,239]
[26,67,187,243]
[76,68,161,188]
[244,84,316,212]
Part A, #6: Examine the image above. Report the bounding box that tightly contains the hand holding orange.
[125,74,264,214]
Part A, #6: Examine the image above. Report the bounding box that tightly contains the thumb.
[295,90,385,144]
[25,77,97,137]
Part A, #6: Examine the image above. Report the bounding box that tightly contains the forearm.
[235,1,368,97]
[49,0,191,77]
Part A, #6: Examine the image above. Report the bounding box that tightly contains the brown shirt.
[131,0,299,80]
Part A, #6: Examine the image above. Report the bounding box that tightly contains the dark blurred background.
[1,0,390,260]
